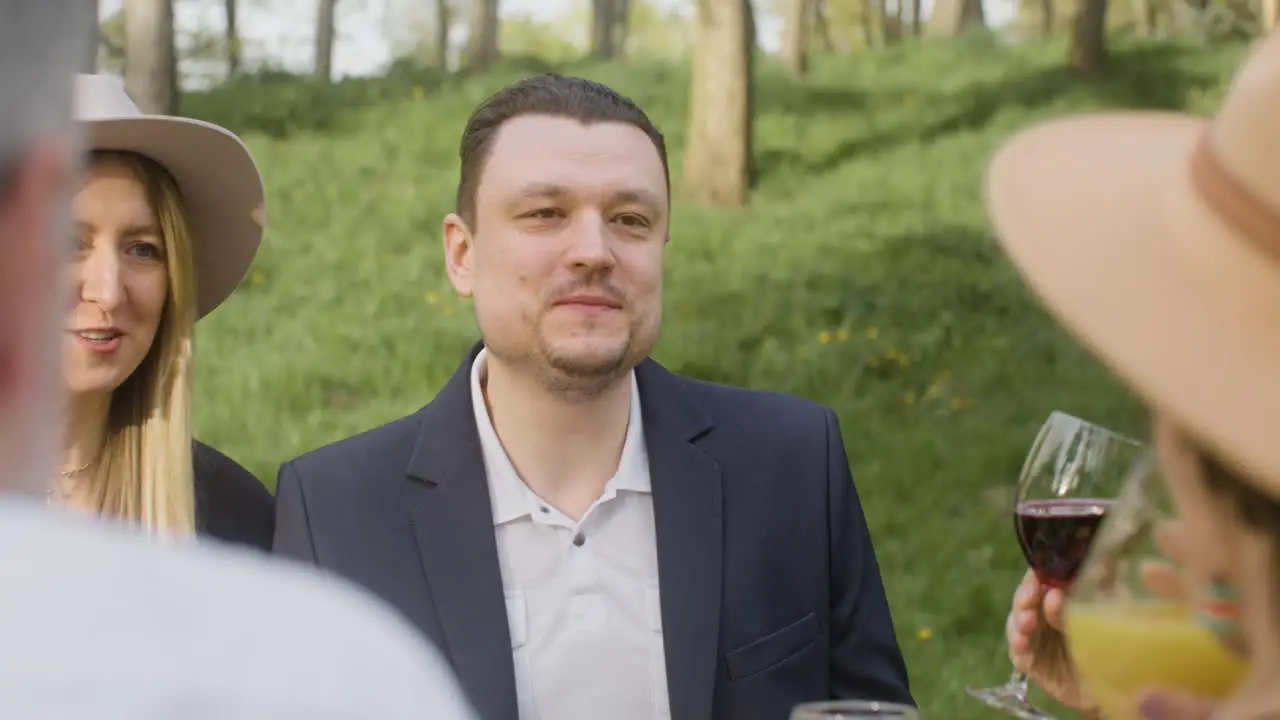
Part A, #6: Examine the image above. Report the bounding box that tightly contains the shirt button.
[572,532,586,547]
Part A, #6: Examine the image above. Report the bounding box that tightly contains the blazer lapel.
[638,360,724,720]
[407,342,519,720]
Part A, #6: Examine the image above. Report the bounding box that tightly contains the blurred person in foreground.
[0,2,476,716]
[991,31,1280,720]
[52,73,274,549]
[274,74,913,720]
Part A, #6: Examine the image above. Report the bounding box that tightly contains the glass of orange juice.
[1065,454,1249,720]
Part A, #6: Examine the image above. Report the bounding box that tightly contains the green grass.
[185,35,1250,718]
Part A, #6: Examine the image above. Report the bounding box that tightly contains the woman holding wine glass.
[986,31,1280,720]
[965,410,1143,719]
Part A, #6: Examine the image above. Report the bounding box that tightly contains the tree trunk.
[780,0,811,75]
[881,0,900,43]
[1068,0,1108,72]
[1130,0,1152,37]
[612,0,631,56]
[814,0,836,47]
[1041,0,1056,35]
[926,0,986,36]
[861,0,878,44]
[314,0,335,82]
[124,0,177,114]
[911,0,923,34]
[225,0,240,78]
[1263,0,1278,30]
[591,0,619,58]
[435,0,450,68]
[683,0,753,206]
[462,0,500,71]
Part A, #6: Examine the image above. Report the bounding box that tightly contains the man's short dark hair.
[454,74,669,229]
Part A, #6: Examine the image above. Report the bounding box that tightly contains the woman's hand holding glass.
[1005,569,1087,710]
[1009,515,1242,720]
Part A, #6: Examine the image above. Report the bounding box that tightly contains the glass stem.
[1009,671,1030,699]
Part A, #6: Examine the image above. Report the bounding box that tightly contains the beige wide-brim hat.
[985,32,1280,496]
[76,73,265,319]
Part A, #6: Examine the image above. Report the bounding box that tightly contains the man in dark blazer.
[274,74,912,720]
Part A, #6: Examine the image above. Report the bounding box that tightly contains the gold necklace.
[47,460,95,503]
[59,460,93,478]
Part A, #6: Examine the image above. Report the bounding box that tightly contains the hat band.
[1189,137,1280,267]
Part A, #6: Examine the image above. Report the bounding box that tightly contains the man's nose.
[565,213,615,269]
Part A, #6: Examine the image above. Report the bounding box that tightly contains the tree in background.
[591,0,632,57]
[927,0,986,36]
[462,0,501,70]
[435,0,451,68]
[1260,0,1278,29]
[124,0,178,113]
[314,0,335,80]
[226,0,240,77]
[780,0,812,74]
[1069,0,1109,71]
[502,11,584,61]
[683,0,754,206]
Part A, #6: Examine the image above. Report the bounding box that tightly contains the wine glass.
[966,410,1144,719]
[1064,452,1249,720]
[790,700,919,719]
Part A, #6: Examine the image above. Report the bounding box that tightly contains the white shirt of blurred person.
[0,2,476,717]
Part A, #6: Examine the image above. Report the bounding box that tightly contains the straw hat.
[984,32,1280,495]
[75,73,265,319]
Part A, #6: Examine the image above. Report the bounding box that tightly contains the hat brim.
[987,111,1280,489]
[85,116,264,319]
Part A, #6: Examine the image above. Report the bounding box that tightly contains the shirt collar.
[469,347,650,527]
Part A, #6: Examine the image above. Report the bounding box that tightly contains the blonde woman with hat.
[54,73,273,549]
[989,31,1280,720]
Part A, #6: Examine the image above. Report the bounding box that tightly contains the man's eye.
[616,214,649,228]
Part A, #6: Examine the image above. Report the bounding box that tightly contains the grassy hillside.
[184,34,1249,719]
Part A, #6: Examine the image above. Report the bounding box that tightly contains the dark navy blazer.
[274,342,913,720]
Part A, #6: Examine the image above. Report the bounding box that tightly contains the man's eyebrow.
[505,183,665,213]
[510,183,571,201]
[611,189,664,210]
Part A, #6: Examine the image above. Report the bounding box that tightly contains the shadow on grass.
[181,54,577,139]
[180,67,456,139]
[912,40,1217,141]
[661,222,1021,391]
[756,40,1220,182]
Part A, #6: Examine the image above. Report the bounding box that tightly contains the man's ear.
[442,213,475,299]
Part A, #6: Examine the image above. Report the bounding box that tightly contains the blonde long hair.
[88,150,197,535]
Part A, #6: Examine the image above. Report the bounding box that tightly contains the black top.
[193,440,275,551]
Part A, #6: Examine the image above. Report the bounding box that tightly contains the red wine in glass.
[966,410,1143,720]
[1015,498,1112,589]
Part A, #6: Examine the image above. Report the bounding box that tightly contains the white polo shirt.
[470,348,671,720]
